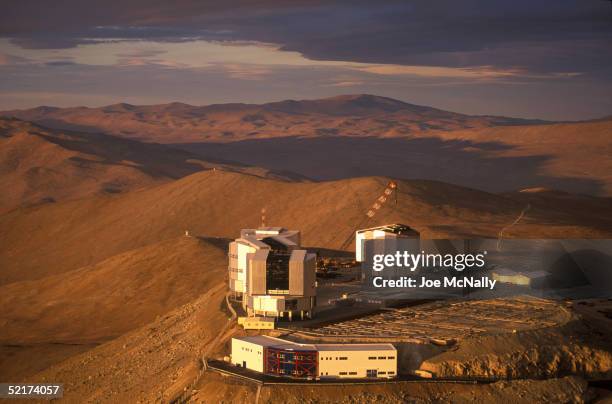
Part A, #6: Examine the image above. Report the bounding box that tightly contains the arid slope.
[184,118,612,196]
[0,236,227,344]
[0,118,304,213]
[1,170,611,286]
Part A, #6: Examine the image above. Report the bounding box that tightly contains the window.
[265,245,291,291]
[339,357,347,360]
[368,356,376,360]
[339,372,347,375]
[388,356,395,360]
[378,356,386,359]
[285,299,298,309]
[349,372,357,375]
[379,371,386,375]
[388,371,395,375]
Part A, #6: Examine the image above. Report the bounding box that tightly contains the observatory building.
[355,224,420,262]
[355,223,421,289]
[355,224,420,288]
[228,227,316,320]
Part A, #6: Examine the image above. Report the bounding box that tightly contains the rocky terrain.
[419,309,612,381]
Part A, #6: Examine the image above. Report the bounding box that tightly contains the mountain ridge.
[0,94,549,144]
[0,117,307,213]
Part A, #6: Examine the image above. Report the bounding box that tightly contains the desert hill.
[0,94,541,144]
[0,118,304,213]
[2,170,611,286]
[183,118,612,196]
[0,236,228,381]
[0,236,227,344]
[6,280,229,400]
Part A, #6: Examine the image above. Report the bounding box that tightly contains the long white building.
[228,227,316,319]
[231,335,397,379]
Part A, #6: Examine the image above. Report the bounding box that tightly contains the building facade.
[231,336,397,380]
[229,227,316,319]
[356,224,420,288]
[355,224,420,263]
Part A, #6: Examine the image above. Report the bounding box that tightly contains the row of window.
[320,356,395,361]
[271,354,314,360]
[331,371,394,376]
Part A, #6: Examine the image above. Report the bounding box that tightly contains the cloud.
[0,1,611,120]
[1,0,610,77]
[0,52,31,65]
[45,60,78,66]
[326,80,365,88]
[219,64,273,80]
[353,65,524,79]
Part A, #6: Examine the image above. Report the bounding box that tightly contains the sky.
[1,0,611,120]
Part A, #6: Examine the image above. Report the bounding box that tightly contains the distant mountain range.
[1,94,610,196]
[1,94,547,143]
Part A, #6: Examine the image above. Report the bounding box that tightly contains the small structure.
[231,335,397,379]
[237,316,275,330]
[492,268,549,288]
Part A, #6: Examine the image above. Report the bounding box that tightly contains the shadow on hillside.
[195,236,231,251]
[176,136,605,196]
[32,129,212,179]
[31,126,310,183]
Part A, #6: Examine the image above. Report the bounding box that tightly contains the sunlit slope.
[0,236,226,343]
[1,170,610,286]
[0,118,305,213]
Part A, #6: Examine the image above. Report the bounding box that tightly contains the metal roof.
[233,335,395,352]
